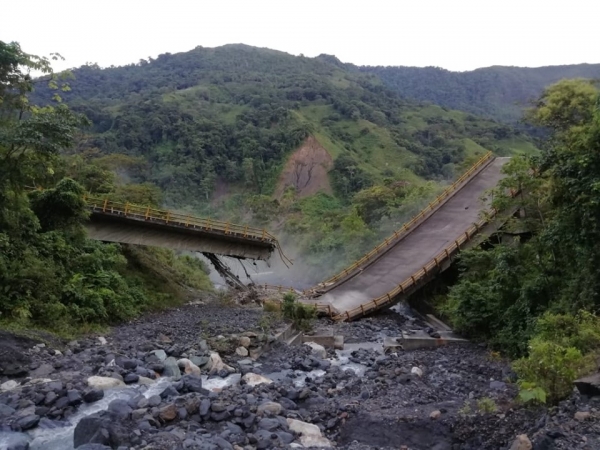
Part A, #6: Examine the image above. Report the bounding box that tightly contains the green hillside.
[359,63,600,122]
[32,44,534,205]
[30,44,538,280]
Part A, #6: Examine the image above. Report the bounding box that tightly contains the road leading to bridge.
[312,157,510,317]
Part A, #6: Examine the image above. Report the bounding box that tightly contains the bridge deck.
[311,157,510,317]
[84,197,282,261]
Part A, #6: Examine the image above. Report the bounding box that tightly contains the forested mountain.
[31,44,534,207]
[28,44,548,280]
[360,63,600,122]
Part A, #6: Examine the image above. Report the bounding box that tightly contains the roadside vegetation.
[442,79,600,404]
[0,42,212,336]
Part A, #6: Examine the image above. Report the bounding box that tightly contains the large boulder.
[242,373,273,387]
[574,373,600,396]
[162,357,181,380]
[177,358,201,376]
[303,342,327,359]
[1,380,19,392]
[87,376,125,390]
[287,418,332,448]
[0,331,33,377]
[73,413,131,448]
[207,352,235,375]
[2,432,30,450]
[509,434,532,450]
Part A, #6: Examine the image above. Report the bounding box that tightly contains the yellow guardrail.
[332,218,488,321]
[85,195,277,243]
[332,187,518,322]
[306,151,494,295]
[83,195,293,265]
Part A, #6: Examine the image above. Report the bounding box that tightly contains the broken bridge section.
[84,198,280,261]
[305,154,511,321]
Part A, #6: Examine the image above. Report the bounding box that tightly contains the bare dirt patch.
[274,136,333,199]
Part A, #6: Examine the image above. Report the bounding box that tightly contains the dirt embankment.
[274,136,333,199]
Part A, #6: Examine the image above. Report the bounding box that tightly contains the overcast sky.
[4,0,598,72]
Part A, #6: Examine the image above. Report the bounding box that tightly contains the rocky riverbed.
[1,297,600,450]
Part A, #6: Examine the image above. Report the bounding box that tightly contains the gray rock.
[76,445,112,450]
[211,402,226,412]
[257,402,282,415]
[107,399,132,420]
[213,436,233,450]
[258,417,280,431]
[0,403,16,418]
[47,381,63,392]
[0,331,33,377]
[574,373,600,396]
[44,391,57,406]
[67,390,83,406]
[151,350,167,362]
[149,363,165,373]
[198,340,209,352]
[180,374,204,394]
[277,431,295,444]
[73,414,128,448]
[278,397,297,411]
[83,389,104,403]
[3,432,30,450]
[123,373,139,384]
[199,398,211,416]
[226,422,244,434]
[190,356,210,367]
[116,358,137,370]
[54,396,70,409]
[490,380,507,391]
[163,357,181,380]
[147,395,162,407]
[29,364,54,378]
[211,410,231,421]
[160,385,179,399]
[17,414,40,430]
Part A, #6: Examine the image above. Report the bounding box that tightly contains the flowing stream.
[0,352,369,450]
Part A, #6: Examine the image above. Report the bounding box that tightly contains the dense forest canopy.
[0,41,212,334]
[360,63,600,123]
[30,44,536,208]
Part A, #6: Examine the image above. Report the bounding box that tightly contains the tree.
[353,185,395,224]
[444,80,600,358]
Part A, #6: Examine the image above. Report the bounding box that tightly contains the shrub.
[281,292,317,331]
[513,337,594,404]
[263,300,281,313]
[476,397,497,414]
[517,381,547,405]
[535,310,600,354]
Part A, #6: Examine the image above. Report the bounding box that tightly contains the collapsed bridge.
[301,152,510,321]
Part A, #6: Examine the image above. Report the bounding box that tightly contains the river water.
[0,352,368,450]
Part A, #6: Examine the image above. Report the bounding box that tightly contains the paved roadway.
[315,157,510,315]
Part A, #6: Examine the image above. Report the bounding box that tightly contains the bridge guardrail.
[306,151,494,296]
[85,196,278,243]
[332,188,517,322]
[80,195,293,265]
